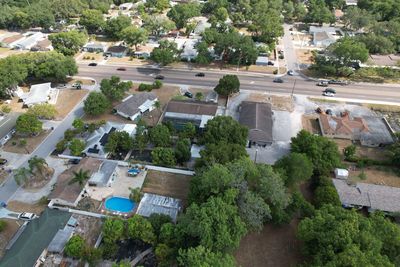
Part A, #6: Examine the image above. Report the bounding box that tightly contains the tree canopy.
[214,75,240,96]
[83,92,110,116]
[16,114,43,135]
[150,40,179,66]
[100,76,132,101]
[49,30,88,56]
[201,116,248,146]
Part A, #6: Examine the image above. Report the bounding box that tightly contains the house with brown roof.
[239,101,273,147]
[162,100,218,131]
[319,111,369,140]
[49,158,102,207]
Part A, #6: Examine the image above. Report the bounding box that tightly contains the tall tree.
[69,169,90,186]
[79,9,105,33]
[83,92,110,116]
[175,138,191,164]
[105,15,132,39]
[16,114,43,136]
[149,124,171,147]
[167,3,201,29]
[105,131,133,155]
[127,215,156,244]
[305,0,335,24]
[49,30,88,56]
[100,76,132,101]
[214,75,240,96]
[177,246,236,267]
[150,40,179,66]
[121,26,149,50]
[202,116,248,146]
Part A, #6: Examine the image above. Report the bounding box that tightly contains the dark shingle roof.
[0,209,71,267]
[165,100,218,116]
[115,92,157,117]
[239,101,273,143]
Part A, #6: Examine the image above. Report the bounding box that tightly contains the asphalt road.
[79,64,400,103]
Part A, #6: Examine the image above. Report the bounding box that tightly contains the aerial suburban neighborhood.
[0,0,400,266]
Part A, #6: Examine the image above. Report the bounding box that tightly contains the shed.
[334,168,349,179]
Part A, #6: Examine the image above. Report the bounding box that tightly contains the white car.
[18,212,37,221]
[323,91,335,97]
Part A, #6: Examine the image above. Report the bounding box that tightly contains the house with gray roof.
[83,42,108,53]
[332,179,400,213]
[309,26,344,47]
[239,101,273,147]
[114,92,158,121]
[88,160,118,187]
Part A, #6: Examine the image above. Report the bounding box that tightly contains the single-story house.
[256,56,269,66]
[10,32,45,50]
[345,0,357,5]
[88,160,118,187]
[169,38,199,61]
[18,82,54,107]
[313,31,336,47]
[189,16,211,35]
[49,158,102,207]
[136,193,182,223]
[83,42,108,53]
[0,209,71,267]
[84,122,136,158]
[133,43,159,58]
[0,113,19,146]
[119,2,133,10]
[114,92,158,121]
[162,100,218,131]
[332,178,400,213]
[239,101,273,147]
[105,45,128,58]
[31,39,52,51]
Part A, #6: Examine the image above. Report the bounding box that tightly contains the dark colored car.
[155,75,164,80]
[0,158,7,165]
[324,87,336,94]
[195,72,205,77]
[68,158,80,165]
[267,61,274,66]
[273,78,284,83]
[88,63,97,66]
[117,67,127,71]
[184,91,193,98]
[328,79,348,85]
[325,109,333,115]
[287,70,294,76]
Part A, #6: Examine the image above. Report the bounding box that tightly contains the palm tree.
[69,169,90,187]
[152,100,161,125]
[28,156,47,176]
[14,167,31,186]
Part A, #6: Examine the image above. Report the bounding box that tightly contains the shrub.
[64,129,75,141]
[273,70,278,74]
[56,139,68,153]
[0,220,6,232]
[153,80,163,89]
[1,105,11,113]
[138,83,153,92]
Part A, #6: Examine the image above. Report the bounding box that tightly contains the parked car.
[287,70,294,76]
[316,107,323,114]
[155,75,164,80]
[325,109,333,115]
[68,158,80,165]
[328,79,348,85]
[316,81,329,87]
[0,158,7,165]
[88,63,97,66]
[273,78,284,83]
[72,83,81,89]
[184,91,193,98]
[18,212,37,221]
[117,67,126,71]
[267,61,274,66]
[195,72,205,77]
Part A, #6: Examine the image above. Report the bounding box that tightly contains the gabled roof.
[314,31,335,42]
[107,45,127,53]
[0,209,71,267]
[115,92,157,117]
[20,83,52,106]
[88,160,118,186]
[165,100,218,116]
[239,101,273,143]
[319,112,369,136]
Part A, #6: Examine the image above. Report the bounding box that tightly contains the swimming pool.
[105,197,135,213]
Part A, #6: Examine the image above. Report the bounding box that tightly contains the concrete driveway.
[0,207,20,220]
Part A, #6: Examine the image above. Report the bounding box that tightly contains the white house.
[10,32,45,50]
[114,92,158,121]
[19,82,53,107]
[88,161,118,187]
[169,38,199,61]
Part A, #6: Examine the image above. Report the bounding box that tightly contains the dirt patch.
[83,107,128,124]
[141,170,192,206]
[246,93,294,111]
[7,200,47,215]
[74,215,103,246]
[348,166,400,188]
[0,219,21,258]
[333,139,389,162]
[302,115,321,134]
[55,89,88,120]
[296,49,313,65]
[3,130,51,154]
[77,197,103,213]
[0,169,9,185]
[67,78,95,86]
[234,218,304,267]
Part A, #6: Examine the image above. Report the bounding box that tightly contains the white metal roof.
[20,83,52,106]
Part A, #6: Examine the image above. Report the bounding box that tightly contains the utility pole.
[291,79,297,99]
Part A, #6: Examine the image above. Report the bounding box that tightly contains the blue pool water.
[105,197,135,213]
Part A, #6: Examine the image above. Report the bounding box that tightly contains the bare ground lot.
[55,89,88,120]
[0,219,20,258]
[333,139,389,162]
[141,170,192,206]
[234,218,304,267]
[246,93,294,111]
[3,130,50,154]
[6,200,47,215]
[348,166,400,188]
[296,49,313,65]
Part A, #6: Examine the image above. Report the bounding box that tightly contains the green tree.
[69,138,85,156]
[177,246,236,267]
[69,169,90,187]
[100,76,133,101]
[150,40,179,66]
[64,235,85,258]
[238,190,271,232]
[129,187,143,202]
[328,37,369,66]
[179,122,196,139]
[357,33,395,54]
[155,243,175,267]
[202,116,248,146]
[105,131,133,155]
[28,156,47,176]
[342,6,375,31]
[133,120,148,154]
[0,220,6,233]
[197,141,248,167]
[49,30,88,56]
[83,92,110,116]
[79,9,105,33]
[291,130,341,176]
[343,144,356,161]
[314,180,341,208]
[167,3,201,29]
[16,114,43,136]
[127,215,156,244]
[175,138,191,164]
[305,0,335,24]
[27,0,56,29]
[274,152,314,187]
[149,124,171,147]
[142,15,175,38]
[145,0,169,12]
[178,192,247,252]
[102,218,125,244]
[151,147,176,167]
[14,167,31,186]
[105,15,132,39]
[148,213,172,236]
[27,103,57,120]
[195,41,212,64]
[121,26,149,50]
[214,75,240,97]
[72,118,85,132]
